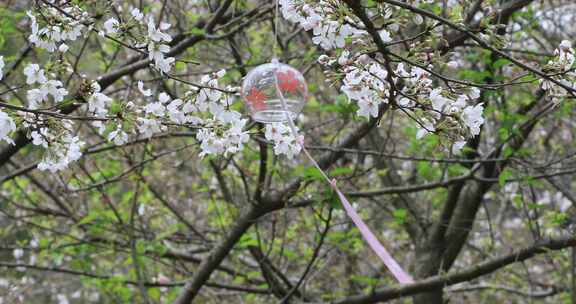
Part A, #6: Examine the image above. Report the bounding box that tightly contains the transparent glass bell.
[241,60,308,123]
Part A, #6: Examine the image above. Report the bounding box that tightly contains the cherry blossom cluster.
[395,62,484,153]
[282,0,486,154]
[144,18,175,73]
[280,0,365,50]
[0,5,251,172]
[101,7,144,36]
[21,116,84,172]
[27,4,89,53]
[540,40,576,102]
[88,70,249,158]
[86,81,113,118]
[265,122,303,159]
[10,63,251,172]
[18,61,76,170]
[24,64,68,109]
[317,47,484,153]
[1,61,251,172]
[322,51,390,118]
[101,8,175,73]
[187,71,250,157]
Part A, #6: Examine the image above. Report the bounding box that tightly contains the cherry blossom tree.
[0,0,575,303]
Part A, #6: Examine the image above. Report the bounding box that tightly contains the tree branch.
[326,236,576,304]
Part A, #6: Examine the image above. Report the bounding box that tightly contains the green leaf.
[77,212,100,225]
[393,209,407,225]
[301,167,324,181]
[503,146,514,158]
[499,168,513,187]
[237,234,259,249]
[330,167,353,176]
[155,224,180,240]
[492,58,511,69]
[188,27,205,35]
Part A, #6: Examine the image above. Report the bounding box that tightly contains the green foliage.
[498,168,513,187]
[393,208,407,225]
[0,8,23,50]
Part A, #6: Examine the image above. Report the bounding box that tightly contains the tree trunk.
[414,290,443,304]
[412,245,445,304]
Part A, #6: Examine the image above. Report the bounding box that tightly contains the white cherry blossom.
[147,18,172,42]
[108,128,129,146]
[446,61,459,69]
[103,18,120,34]
[144,17,175,73]
[357,99,379,118]
[23,64,47,85]
[265,122,303,159]
[31,128,49,148]
[37,133,84,172]
[27,88,49,109]
[339,59,389,118]
[451,140,467,154]
[429,88,450,112]
[131,8,144,21]
[58,44,69,53]
[379,29,392,42]
[0,110,16,145]
[555,40,575,71]
[138,81,152,96]
[26,78,68,109]
[462,103,485,136]
[416,118,436,139]
[167,99,186,123]
[43,80,68,103]
[265,122,289,141]
[137,117,166,138]
[154,56,175,73]
[87,93,112,116]
[27,8,85,52]
[144,102,166,117]
[13,248,24,260]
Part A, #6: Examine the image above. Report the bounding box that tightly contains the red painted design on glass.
[246,87,267,110]
[277,70,302,94]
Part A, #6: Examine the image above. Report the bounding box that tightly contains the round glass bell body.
[241,62,308,123]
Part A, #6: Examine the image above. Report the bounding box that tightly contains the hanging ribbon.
[272,63,414,284]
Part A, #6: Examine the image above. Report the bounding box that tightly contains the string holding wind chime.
[240,0,413,285]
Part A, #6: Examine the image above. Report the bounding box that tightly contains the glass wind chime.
[240,0,413,285]
[241,59,307,123]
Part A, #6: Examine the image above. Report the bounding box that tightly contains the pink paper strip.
[331,182,414,284]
